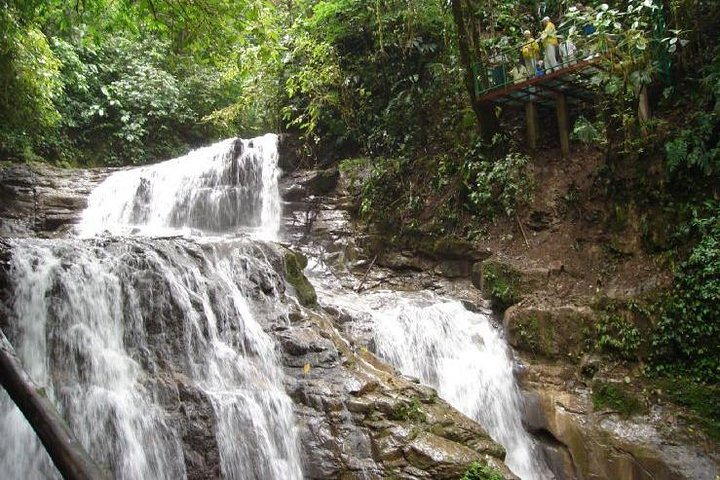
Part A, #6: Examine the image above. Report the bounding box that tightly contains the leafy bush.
[664,54,720,179]
[651,201,720,382]
[460,462,505,480]
[464,143,533,219]
[594,299,651,361]
[571,116,606,147]
[54,35,193,165]
[390,397,426,423]
[664,110,720,177]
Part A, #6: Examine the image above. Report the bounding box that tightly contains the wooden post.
[556,93,570,158]
[0,329,108,480]
[525,101,539,150]
[638,85,651,124]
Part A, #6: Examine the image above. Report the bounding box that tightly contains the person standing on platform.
[540,16,559,71]
[521,30,540,77]
[509,62,529,83]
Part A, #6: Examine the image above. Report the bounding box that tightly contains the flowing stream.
[1,134,549,479]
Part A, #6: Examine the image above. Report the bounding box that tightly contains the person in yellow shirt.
[521,30,540,77]
[540,16,559,71]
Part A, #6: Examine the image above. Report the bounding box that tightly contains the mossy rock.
[283,250,317,307]
[503,305,596,359]
[473,258,554,310]
[591,380,647,417]
[476,261,522,309]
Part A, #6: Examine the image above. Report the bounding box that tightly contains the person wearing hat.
[540,16,559,71]
[521,30,540,77]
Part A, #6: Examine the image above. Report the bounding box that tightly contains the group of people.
[489,4,597,88]
[508,16,576,84]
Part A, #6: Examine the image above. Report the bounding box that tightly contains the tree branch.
[0,329,108,480]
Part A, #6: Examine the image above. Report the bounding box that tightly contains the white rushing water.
[308,264,553,480]
[0,240,186,480]
[1,135,302,479]
[78,134,281,240]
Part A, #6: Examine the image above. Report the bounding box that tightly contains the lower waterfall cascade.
[0,134,552,479]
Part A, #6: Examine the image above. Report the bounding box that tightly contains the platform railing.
[472,17,630,98]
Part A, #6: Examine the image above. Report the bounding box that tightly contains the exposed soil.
[475,145,672,304]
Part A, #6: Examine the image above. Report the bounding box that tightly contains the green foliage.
[571,116,606,147]
[595,299,651,361]
[651,201,720,382]
[460,462,505,480]
[0,5,62,161]
[65,36,190,165]
[481,263,520,310]
[390,397,426,423]
[464,141,533,218]
[592,381,646,417]
[664,55,720,179]
[283,33,343,142]
[656,378,720,441]
[0,0,287,165]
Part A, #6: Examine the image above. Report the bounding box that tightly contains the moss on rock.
[472,258,554,311]
[283,250,317,307]
[504,305,596,359]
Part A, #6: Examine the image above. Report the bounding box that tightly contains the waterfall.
[316,286,553,480]
[78,134,281,239]
[0,136,302,479]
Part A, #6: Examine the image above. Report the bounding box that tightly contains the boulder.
[472,258,560,310]
[522,388,719,480]
[503,304,596,359]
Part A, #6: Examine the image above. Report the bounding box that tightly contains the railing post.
[525,101,539,150]
[556,93,570,158]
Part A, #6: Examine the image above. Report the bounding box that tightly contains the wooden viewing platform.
[474,53,606,157]
[477,56,602,107]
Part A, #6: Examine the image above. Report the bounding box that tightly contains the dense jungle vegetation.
[1,0,719,439]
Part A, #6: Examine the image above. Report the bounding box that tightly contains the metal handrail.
[473,6,672,99]
[474,21,609,97]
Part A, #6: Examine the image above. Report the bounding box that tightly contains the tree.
[450,0,500,141]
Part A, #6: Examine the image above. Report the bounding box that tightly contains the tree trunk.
[450,0,500,141]
[0,329,108,480]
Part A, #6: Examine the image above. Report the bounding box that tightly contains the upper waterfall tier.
[78,134,281,240]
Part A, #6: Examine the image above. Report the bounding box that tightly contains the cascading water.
[0,135,302,479]
[303,260,554,480]
[78,133,281,239]
[2,132,552,480]
[354,292,552,480]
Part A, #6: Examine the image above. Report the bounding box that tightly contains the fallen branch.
[0,329,108,480]
[355,254,378,292]
[516,213,530,249]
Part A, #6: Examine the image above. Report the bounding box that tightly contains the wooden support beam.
[526,101,539,150]
[638,85,651,124]
[0,329,108,480]
[556,93,570,158]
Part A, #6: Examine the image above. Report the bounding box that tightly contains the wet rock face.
[522,386,719,480]
[275,307,513,480]
[0,163,111,237]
